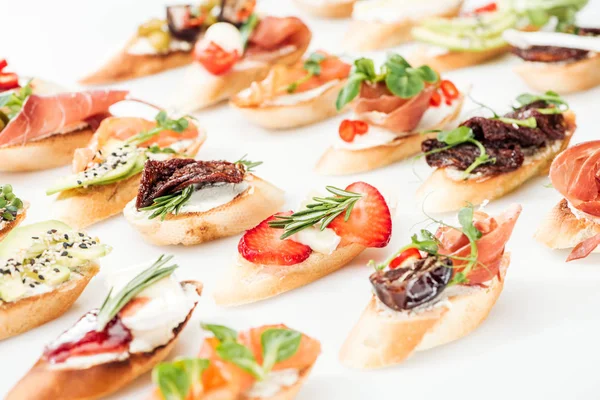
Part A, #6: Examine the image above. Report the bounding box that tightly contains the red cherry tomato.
[338,119,356,142]
[0,59,7,72]
[440,80,459,100]
[429,90,442,107]
[389,248,422,269]
[0,73,19,91]
[354,120,369,135]
[194,41,239,75]
[473,2,497,14]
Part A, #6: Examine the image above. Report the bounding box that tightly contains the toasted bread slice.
[316,94,464,175]
[339,254,509,369]
[80,36,193,85]
[535,198,600,250]
[407,44,510,72]
[417,111,576,213]
[0,128,94,172]
[230,79,347,130]
[0,205,28,242]
[343,1,463,51]
[124,175,285,246]
[0,263,99,341]
[214,243,365,306]
[514,54,600,94]
[293,0,356,18]
[6,281,202,400]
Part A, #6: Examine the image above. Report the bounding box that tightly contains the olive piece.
[137,18,166,37]
[370,255,453,311]
[166,5,203,42]
[2,184,12,194]
[148,30,171,53]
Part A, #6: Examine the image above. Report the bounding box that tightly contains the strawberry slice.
[239,212,312,266]
[329,182,392,248]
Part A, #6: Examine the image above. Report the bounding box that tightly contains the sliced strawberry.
[238,212,312,266]
[329,182,392,248]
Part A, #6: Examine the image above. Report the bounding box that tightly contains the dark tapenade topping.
[219,0,255,25]
[422,101,567,176]
[167,5,203,42]
[370,255,453,311]
[136,159,245,209]
[511,27,599,63]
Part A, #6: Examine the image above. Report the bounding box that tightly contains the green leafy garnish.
[286,52,327,93]
[240,13,259,49]
[126,111,189,147]
[147,144,177,155]
[260,329,302,372]
[0,80,33,120]
[201,323,238,343]
[96,254,178,330]
[235,154,262,172]
[140,185,194,221]
[496,116,537,128]
[217,340,265,378]
[268,186,363,240]
[515,90,569,114]
[0,184,24,222]
[152,358,210,400]
[336,54,439,110]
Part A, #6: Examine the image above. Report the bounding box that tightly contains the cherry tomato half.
[338,119,356,142]
[194,41,239,75]
[389,248,422,269]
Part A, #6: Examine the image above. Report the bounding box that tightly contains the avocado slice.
[89,152,147,187]
[46,145,141,195]
[0,220,72,259]
[0,276,26,302]
[420,11,517,35]
[67,244,112,261]
[33,264,71,286]
[412,26,510,51]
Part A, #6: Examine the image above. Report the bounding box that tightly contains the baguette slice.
[339,254,509,369]
[0,263,99,340]
[7,280,202,400]
[124,175,285,246]
[343,0,463,51]
[214,243,365,306]
[230,79,347,130]
[514,54,600,94]
[0,204,28,242]
[407,44,510,73]
[316,94,464,175]
[0,128,95,172]
[80,36,193,85]
[535,198,600,250]
[417,111,576,213]
[293,0,356,18]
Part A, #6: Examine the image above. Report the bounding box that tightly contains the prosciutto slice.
[352,84,434,135]
[0,90,128,147]
[436,204,522,285]
[246,16,311,63]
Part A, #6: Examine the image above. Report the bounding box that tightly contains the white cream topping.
[179,182,250,213]
[245,369,300,398]
[503,29,600,53]
[200,22,244,54]
[353,0,462,23]
[260,79,340,107]
[126,37,192,56]
[50,352,129,370]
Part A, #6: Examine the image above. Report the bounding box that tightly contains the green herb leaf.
[152,358,210,400]
[386,69,425,98]
[261,328,302,373]
[235,154,262,172]
[335,72,366,110]
[140,185,194,220]
[497,116,537,128]
[96,254,178,330]
[0,81,33,119]
[240,13,259,49]
[415,65,439,83]
[201,323,238,343]
[216,341,265,379]
[126,111,189,147]
[304,52,326,76]
[354,58,378,80]
[437,126,473,146]
[515,90,569,111]
[147,144,177,154]
[458,205,483,241]
[526,9,550,27]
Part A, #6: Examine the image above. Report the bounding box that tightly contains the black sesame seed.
[29,284,35,288]
[64,234,69,240]
[79,244,88,249]
[63,242,69,248]
[78,233,84,237]
[38,275,45,280]
[61,251,68,257]
[77,180,82,185]
[54,268,60,273]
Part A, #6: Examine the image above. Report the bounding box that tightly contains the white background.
[2,0,600,399]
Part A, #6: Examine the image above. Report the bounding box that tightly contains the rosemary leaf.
[235,154,263,172]
[141,185,194,220]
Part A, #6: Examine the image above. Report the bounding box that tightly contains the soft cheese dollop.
[200,22,244,54]
[179,182,250,213]
[245,369,300,398]
[263,79,340,106]
[353,0,462,23]
[503,29,600,53]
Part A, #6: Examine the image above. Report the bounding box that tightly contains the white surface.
[2,1,600,399]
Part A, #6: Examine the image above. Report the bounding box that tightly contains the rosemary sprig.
[268,186,363,240]
[96,254,178,331]
[235,154,262,172]
[126,111,189,147]
[140,185,194,220]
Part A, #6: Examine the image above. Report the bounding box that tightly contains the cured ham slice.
[352,84,434,135]
[0,90,128,147]
[436,204,522,285]
[566,233,600,262]
[245,16,311,62]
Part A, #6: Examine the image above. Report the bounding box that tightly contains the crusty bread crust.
[6,281,202,400]
[124,175,285,246]
[0,128,94,172]
[407,45,510,72]
[535,199,600,250]
[417,111,576,213]
[230,79,347,130]
[79,36,193,85]
[214,243,365,306]
[339,254,509,369]
[315,94,465,175]
[343,1,463,51]
[0,263,99,341]
[0,205,28,242]
[514,54,600,94]
[293,0,356,18]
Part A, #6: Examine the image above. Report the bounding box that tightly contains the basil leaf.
[437,126,473,146]
[261,328,302,373]
[415,65,438,83]
[216,341,264,379]
[152,362,191,400]
[386,70,424,98]
[384,54,411,73]
[201,323,238,343]
[458,205,482,241]
[354,58,377,80]
[240,13,259,49]
[336,72,366,110]
[173,358,209,392]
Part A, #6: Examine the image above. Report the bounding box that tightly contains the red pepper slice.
[389,248,422,269]
[0,59,7,73]
[440,80,459,100]
[338,119,356,142]
[0,73,19,91]
[194,41,239,75]
[429,90,442,107]
[354,120,369,135]
[473,2,497,14]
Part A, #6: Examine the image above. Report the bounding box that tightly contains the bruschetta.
[417,92,576,213]
[0,65,128,172]
[340,203,521,368]
[535,140,600,261]
[168,15,311,112]
[230,51,351,129]
[150,323,321,400]
[343,0,463,51]
[504,28,600,94]
[7,255,202,400]
[293,0,356,18]
[124,157,284,246]
[214,181,393,306]
[0,220,111,340]
[80,1,249,84]
[0,184,28,241]
[46,111,206,229]
[316,54,464,175]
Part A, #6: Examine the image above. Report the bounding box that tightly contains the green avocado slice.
[0,276,26,302]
